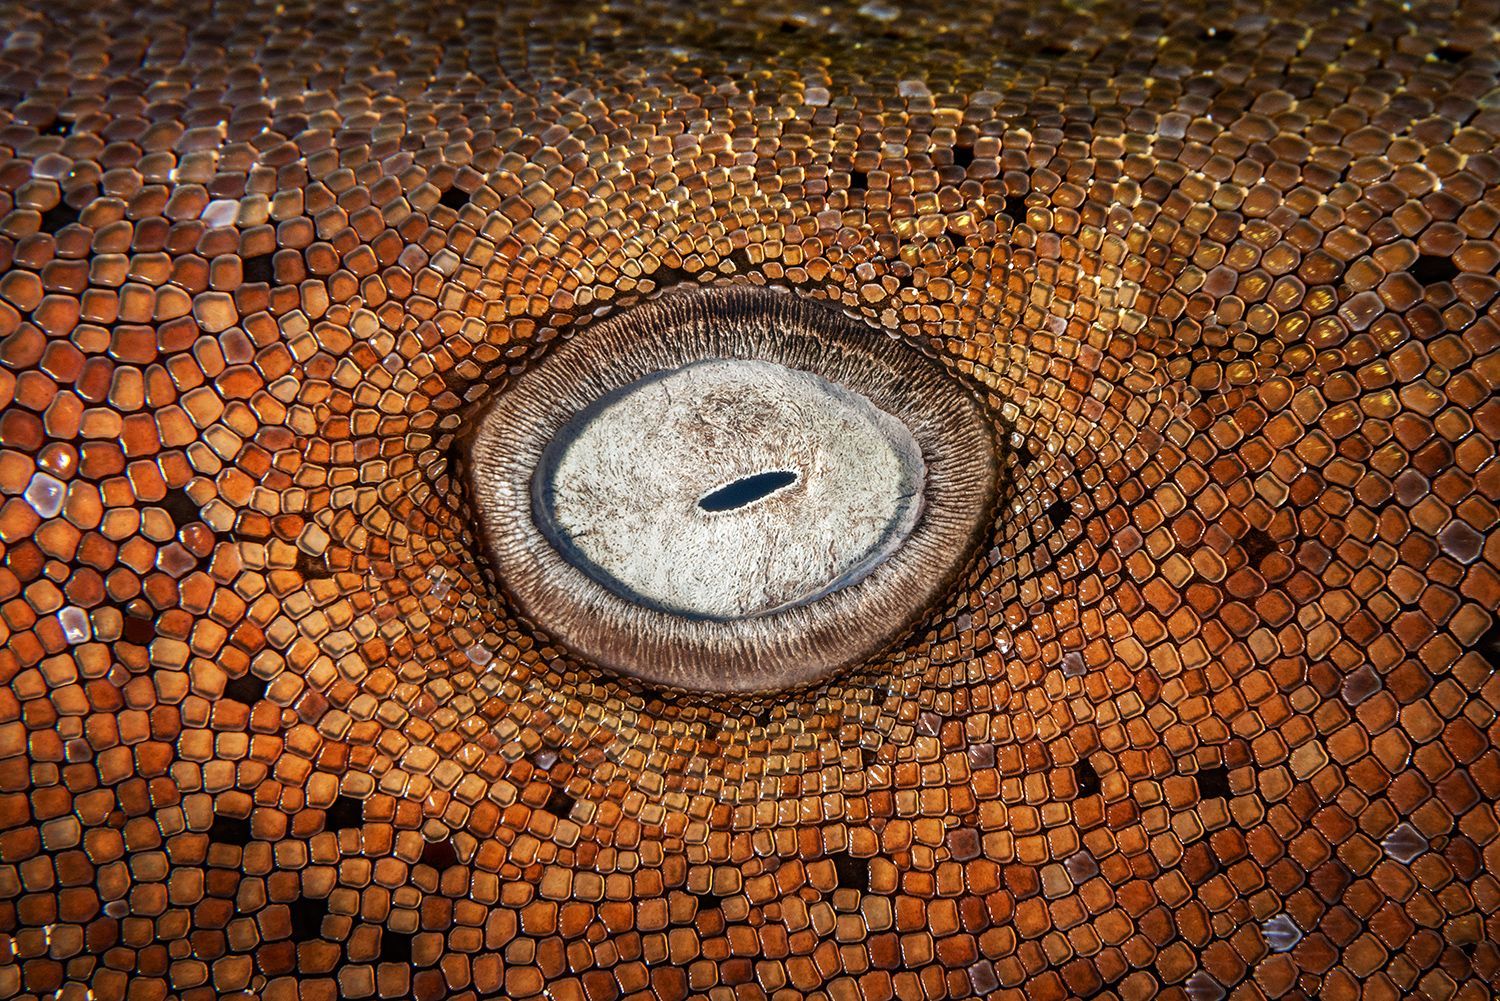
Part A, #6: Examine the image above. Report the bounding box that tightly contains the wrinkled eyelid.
[464,284,1001,693]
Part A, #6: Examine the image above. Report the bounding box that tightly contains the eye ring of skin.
[467,284,1000,693]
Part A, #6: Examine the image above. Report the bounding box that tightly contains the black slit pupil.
[699,470,797,512]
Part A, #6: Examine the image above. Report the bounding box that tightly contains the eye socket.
[468,285,999,692]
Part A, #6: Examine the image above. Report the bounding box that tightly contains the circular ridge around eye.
[468,284,1000,693]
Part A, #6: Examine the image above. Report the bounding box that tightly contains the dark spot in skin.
[1475,616,1500,670]
[1412,253,1459,286]
[290,896,328,942]
[1002,193,1027,225]
[208,813,252,846]
[634,684,669,707]
[379,929,413,964]
[294,551,333,580]
[694,890,725,912]
[439,185,470,211]
[159,487,200,529]
[543,786,576,819]
[120,604,156,645]
[1433,45,1468,63]
[1199,27,1235,44]
[323,795,364,833]
[241,253,275,285]
[1240,527,1278,566]
[41,118,70,136]
[1046,498,1072,530]
[952,144,974,170]
[444,438,466,480]
[829,852,870,894]
[849,169,869,191]
[1074,759,1101,798]
[1195,765,1232,801]
[420,839,459,869]
[650,266,695,290]
[223,671,268,705]
[39,202,79,234]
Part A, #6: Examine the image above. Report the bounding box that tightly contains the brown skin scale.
[0,1,1498,1000]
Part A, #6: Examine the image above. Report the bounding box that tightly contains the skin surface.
[0,1,1498,1000]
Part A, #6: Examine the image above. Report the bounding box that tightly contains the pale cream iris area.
[533,359,926,620]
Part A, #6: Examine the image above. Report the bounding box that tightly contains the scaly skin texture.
[0,2,1498,1000]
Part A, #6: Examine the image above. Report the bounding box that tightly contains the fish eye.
[467,284,1000,692]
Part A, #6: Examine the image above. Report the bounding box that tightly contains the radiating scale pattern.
[0,1,1497,1000]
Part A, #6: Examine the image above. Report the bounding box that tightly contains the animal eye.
[533,356,928,622]
[467,285,999,692]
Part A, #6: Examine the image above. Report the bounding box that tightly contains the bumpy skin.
[0,2,1498,1000]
